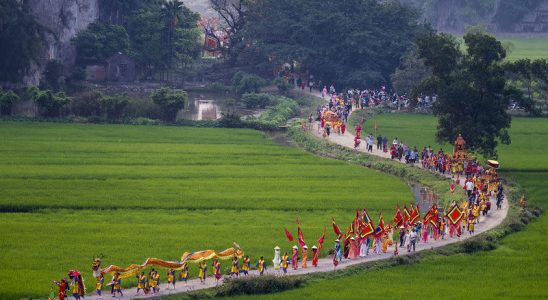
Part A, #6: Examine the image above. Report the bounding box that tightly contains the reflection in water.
[410,183,439,213]
[179,98,222,121]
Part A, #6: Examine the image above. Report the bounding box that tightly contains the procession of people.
[50,85,504,300]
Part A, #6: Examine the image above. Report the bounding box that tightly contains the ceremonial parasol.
[487,160,500,169]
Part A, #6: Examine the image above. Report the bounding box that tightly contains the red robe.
[312,249,319,267]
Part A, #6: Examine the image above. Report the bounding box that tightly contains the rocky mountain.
[24,0,99,85]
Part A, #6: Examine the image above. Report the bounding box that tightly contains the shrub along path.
[85,93,508,300]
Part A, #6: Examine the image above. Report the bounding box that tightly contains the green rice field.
[230,114,548,299]
[499,37,548,61]
[0,122,412,299]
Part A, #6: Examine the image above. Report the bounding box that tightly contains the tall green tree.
[0,0,44,82]
[72,21,130,66]
[416,29,518,158]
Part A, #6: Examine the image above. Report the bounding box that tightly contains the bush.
[151,88,187,122]
[232,71,266,95]
[274,77,292,95]
[205,82,231,93]
[30,88,71,117]
[126,117,160,126]
[71,91,102,117]
[217,275,305,297]
[241,93,277,108]
[258,97,299,126]
[99,93,129,121]
[0,89,19,115]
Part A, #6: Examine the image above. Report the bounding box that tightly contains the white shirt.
[466,181,474,191]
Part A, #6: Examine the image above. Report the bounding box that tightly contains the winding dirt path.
[85,91,508,300]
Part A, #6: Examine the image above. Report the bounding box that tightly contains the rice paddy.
[0,121,412,299]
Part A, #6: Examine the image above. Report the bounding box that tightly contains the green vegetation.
[230,0,422,87]
[151,87,188,122]
[232,72,267,96]
[72,21,130,66]
[72,0,201,79]
[0,121,413,299]
[0,89,19,115]
[416,29,531,157]
[501,37,548,61]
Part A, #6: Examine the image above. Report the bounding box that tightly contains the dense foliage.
[232,72,267,95]
[151,87,188,121]
[416,29,516,158]
[230,0,422,88]
[0,89,19,115]
[0,0,44,82]
[72,22,130,66]
[28,88,71,118]
[73,0,201,79]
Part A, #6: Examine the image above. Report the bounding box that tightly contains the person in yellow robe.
[149,270,158,294]
[112,272,123,297]
[167,268,176,290]
[95,274,104,298]
[179,263,189,285]
[301,245,308,268]
[281,252,289,274]
[199,261,207,284]
[136,272,146,295]
[230,255,239,277]
[242,255,250,276]
[257,256,266,275]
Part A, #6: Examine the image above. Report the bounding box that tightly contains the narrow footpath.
[85,91,508,300]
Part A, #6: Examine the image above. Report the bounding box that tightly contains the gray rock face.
[24,0,99,85]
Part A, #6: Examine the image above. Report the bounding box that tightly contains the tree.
[416,29,517,158]
[210,0,250,60]
[151,87,187,122]
[99,94,130,121]
[72,21,130,66]
[237,0,422,87]
[159,0,201,80]
[503,58,548,115]
[0,0,44,82]
[231,72,266,95]
[30,89,71,118]
[390,48,432,98]
[0,89,20,115]
[40,60,65,91]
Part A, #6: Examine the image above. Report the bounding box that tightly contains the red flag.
[374,213,386,238]
[403,204,411,223]
[297,218,306,247]
[409,205,420,225]
[317,227,326,251]
[360,209,375,238]
[332,218,342,237]
[446,204,463,225]
[284,227,294,242]
[393,205,403,227]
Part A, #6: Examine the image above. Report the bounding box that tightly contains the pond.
[177,91,258,121]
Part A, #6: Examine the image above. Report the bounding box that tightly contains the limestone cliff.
[24,0,99,85]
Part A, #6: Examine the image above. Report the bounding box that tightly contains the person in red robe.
[311,245,319,267]
[54,278,69,300]
[355,124,361,139]
[291,245,299,270]
[341,123,346,135]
